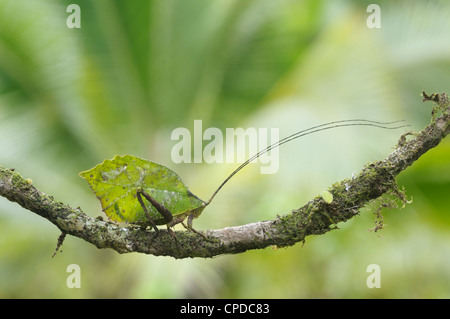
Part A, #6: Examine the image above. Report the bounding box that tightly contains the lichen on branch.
[0,92,449,258]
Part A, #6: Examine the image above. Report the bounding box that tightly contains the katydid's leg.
[139,189,173,223]
[138,192,212,242]
[180,213,215,242]
[167,215,187,228]
[187,213,195,228]
[166,225,177,242]
[166,214,206,239]
[136,191,158,232]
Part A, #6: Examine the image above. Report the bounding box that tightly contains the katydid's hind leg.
[139,189,173,224]
[136,191,159,232]
[162,215,187,242]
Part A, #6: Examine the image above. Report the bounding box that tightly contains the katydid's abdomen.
[80,119,408,232]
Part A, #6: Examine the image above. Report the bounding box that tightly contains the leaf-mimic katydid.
[80,119,408,238]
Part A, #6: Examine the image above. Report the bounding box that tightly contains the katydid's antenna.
[205,119,410,205]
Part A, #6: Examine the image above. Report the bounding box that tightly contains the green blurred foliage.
[0,0,449,298]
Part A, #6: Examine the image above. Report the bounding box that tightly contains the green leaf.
[80,155,205,226]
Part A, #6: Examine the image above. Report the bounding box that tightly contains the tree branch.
[1,93,449,259]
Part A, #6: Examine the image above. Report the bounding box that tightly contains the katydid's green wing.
[80,155,205,226]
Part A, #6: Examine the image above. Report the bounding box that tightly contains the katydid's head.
[205,119,410,205]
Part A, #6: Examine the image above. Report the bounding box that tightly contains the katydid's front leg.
[187,213,195,228]
[180,213,216,242]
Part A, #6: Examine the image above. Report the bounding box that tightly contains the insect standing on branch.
[80,119,409,239]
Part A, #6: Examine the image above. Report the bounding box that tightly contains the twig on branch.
[0,92,449,258]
